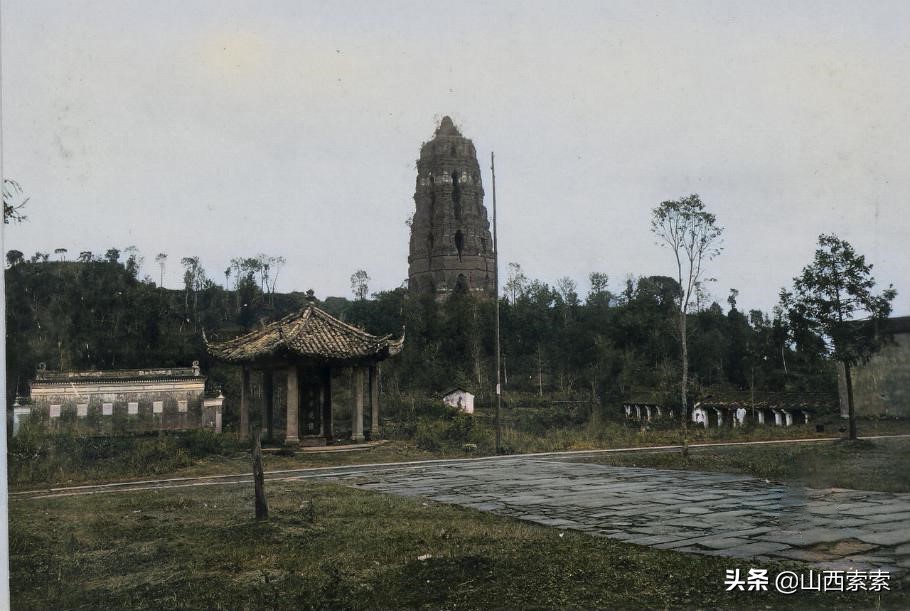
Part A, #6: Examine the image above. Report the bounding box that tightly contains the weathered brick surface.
[839,318,910,417]
[408,116,496,296]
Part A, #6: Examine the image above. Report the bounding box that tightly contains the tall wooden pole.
[0,68,11,604]
[491,152,502,454]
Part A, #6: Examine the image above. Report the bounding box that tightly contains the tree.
[78,251,94,263]
[350,269,370,300]
[104,248,121,264]
[254,254,286,304]
[54,248,68,261]
[650,194,723,451]
[268,256,286,295]
[555,276,578,305]
[3,179,28,224]
[123,245,144,279]
[587,272,611,306]
[181,256,211,325]
[6,250,24,267]
[505,262,528,303]
[155,253,167,287]
[589,272,609,294]
[780,234,896,440]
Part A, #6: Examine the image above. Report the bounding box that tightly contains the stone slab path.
[312,456,910,576]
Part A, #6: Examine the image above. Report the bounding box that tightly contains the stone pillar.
[714,408,724,427]
[757,409,765,425]
[286,365,299,444]
[644,405,652,421]
[202,393,225,433]
[12,403,31,437]
[773,409,783,426]
[352,367,365,442]
[240,366,250,439]
[369,365,380,439]
[321,367,333,440]
[783,410,793,426]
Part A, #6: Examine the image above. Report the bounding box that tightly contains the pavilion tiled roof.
[205,304,404,364]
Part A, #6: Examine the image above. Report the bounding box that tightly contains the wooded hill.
[5,259,835,411]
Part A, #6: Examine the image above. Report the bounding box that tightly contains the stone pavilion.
[206,294,403,444]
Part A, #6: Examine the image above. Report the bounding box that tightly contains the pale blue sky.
[3,1,908,314]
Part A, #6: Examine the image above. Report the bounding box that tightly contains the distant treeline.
[4,256,834,409]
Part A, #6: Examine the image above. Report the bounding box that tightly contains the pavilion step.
[299,435,328,447]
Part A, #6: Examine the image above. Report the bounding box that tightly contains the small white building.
[442,388,474,414]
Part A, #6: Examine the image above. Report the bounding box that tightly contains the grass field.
[572,436,910,492]
[9,479,906,609]
[13,416,910,490]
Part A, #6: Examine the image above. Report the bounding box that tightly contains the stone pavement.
[312,456,910,576]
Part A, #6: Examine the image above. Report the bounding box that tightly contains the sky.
[2,0,908,315]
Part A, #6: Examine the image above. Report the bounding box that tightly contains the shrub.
[445,412,474,443]
[177,430,228,457]
[414,420,444,452]
[7,429,236,487]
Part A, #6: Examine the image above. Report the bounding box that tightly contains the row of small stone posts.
[624,403,811,428]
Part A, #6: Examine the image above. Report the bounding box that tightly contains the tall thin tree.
[650,194,723,454]
[155,253,167,288]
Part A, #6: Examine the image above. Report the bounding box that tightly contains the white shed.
[442,388,474,414]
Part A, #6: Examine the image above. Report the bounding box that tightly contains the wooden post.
[251,426,269,521]
[369,364,380,438]
[262,370,274,442]
[286,365,299,444]
[240,366,250,440]
[321,367,333,441]
[491,151,502,454]
[845,362,857,440]
[352,367,365,442]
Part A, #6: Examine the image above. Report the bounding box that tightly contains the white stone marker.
[102,403,113,416]
[153,400,164,414]
[77,404,88,417]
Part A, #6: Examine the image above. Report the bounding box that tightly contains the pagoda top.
[434,115,462,137]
